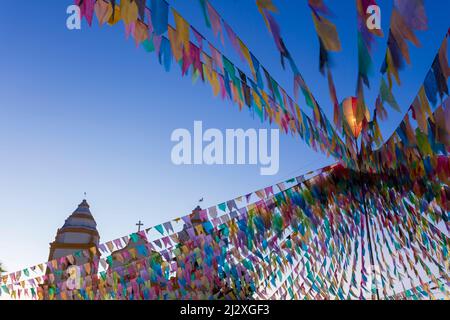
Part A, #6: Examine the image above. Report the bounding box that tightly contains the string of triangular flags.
[253,0,349,162]
[0,162,330,298]
[1,155,448,299]
[361,30,449,172]
[83,0,353,166]
[50,161,450,299]
[360,0,429,150]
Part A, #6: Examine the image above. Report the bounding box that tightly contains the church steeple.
[47,199,100,272]
[40,200,101,299]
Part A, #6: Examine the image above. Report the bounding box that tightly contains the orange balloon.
[341,97,369,138]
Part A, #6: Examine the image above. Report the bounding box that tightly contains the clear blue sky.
[0,0,448,272]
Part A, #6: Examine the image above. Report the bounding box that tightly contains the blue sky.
[0,0,448,272]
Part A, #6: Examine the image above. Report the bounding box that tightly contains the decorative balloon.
[341,97,370,138]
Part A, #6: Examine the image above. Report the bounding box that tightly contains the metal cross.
[136,220,144,232]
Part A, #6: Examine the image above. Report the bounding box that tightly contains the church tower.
[48,199,100,262]
[41,199,101,299]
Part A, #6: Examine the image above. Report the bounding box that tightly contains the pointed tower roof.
[60,199,98,232]
[48,200,100,262]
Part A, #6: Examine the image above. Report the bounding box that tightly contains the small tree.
[0,262,5,273]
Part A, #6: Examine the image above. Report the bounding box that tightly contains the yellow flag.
[238,39,255,76]
[108,5,121,26]
[311,13,341,52]
[120,0,138,25]
[386,48,400,86]
[172,9,190,54]
[95,0,113,25]
[211,71,221,97]
[252,88,262,110]
[418,86,434,121]
[168,26,183,62]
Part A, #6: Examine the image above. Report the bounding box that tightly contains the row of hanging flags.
[256,0,365,161]
[360,30,450,174]
[1,0,448,300]
[75,0,353,166]
[0,165,328,299]
[359,0,441,152]
[355,1,449,176]
[255,0,448,171]
[72,0,448,171]
[1,154,448,300]
[255,0,343,143]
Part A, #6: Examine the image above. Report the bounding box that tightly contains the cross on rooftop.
[136,220,144,232]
